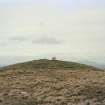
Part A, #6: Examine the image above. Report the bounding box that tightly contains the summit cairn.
[52,57,56,60]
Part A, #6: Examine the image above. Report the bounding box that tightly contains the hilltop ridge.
[1,59,100,71]
[0,59,105,105]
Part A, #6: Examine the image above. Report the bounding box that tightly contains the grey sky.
[0,0,105,65]
[32,37,61,45]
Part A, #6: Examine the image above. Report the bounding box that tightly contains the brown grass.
[0,60,105,105]
[0,69,105,105]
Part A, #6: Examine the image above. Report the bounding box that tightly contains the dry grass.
[0,60,105,105]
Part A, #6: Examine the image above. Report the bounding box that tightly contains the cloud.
[10,36,28,42]
[0,3,105,63]
[0,43,7,46]
[32,37,61,45]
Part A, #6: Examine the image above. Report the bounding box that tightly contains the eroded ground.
[0,69,105,105]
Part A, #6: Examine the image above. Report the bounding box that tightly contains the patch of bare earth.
[0,69,105,105]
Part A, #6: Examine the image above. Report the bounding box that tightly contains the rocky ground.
[0,60,105,105]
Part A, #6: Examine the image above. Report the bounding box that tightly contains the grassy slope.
[0,59,104,105]
[1,59,100,71]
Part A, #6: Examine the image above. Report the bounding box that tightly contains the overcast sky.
[0,0,105,65]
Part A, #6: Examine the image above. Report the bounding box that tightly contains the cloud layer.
[32,37,61,45]
[0,0,105,65]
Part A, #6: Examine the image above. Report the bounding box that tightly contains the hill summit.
[1,59,100,71]
[0,59,104,105]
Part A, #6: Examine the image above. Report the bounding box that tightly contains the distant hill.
[0,65,3,68]
[0,59,105,105]
[79,60,105,69]
[1,59,101,71]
